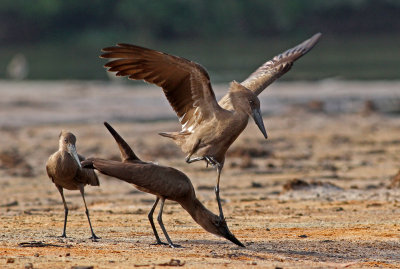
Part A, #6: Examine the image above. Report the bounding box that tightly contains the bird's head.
[59,131,82,169]
[229,81,268,139]
[204,214,245,247]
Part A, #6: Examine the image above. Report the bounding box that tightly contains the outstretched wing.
[101,44,221,132]
[241,32,322,96]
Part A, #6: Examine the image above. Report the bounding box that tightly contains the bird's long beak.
[223,230,245,247]
[252,108,268,139]
[67,143,82,169]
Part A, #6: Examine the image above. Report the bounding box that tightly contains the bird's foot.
[59,234,67,239]
[169,243,183,248]
[90,234,100,242]
[185,156,204,164]
[205,156,218,167]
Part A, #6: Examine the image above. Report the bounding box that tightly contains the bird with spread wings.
[100,33,321,219]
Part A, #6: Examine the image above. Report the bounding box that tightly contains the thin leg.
[202,156,225,219]
[157,198,181,248]
[56,185,68,238]
[148,197,167,245]
[189,155,225,219]
[215,164,225,220]
[79,185,100,241]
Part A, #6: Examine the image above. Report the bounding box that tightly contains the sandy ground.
[1,81,400,268]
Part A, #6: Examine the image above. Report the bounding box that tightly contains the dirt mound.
[0,147,34,177]
[283,178,342,192]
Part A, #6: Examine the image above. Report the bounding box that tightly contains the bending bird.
[81,122,245,248]
[46,131,100,240]
[100,33,321,219]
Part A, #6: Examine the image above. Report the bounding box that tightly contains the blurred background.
[0,0,399,82]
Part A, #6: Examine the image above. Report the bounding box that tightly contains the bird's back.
[88,158,193,201]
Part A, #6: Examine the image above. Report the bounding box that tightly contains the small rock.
[0,201,18,207]
[7,258,15,263]
[283,179,309,191]
[251,182,262,188]
[34,253,39,257]
[267,162,276,168]
[367,203,382,208]
[158,259,185,266]
[298,234,308,238]
[197,185,214,190]
[25,263,33,269]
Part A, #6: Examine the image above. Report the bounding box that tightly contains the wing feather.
[241,33,322,96]
[101,44,221,132]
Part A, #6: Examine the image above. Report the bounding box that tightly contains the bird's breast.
[188,113,249,159]
[49,152,81,189]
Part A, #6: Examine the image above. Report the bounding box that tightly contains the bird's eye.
[64,138,68,143]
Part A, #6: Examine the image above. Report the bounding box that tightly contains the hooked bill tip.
[225,233,245,247]
[252,109,268,139]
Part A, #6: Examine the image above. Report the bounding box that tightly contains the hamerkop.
[81,122,244,248]
[100,33,321,219]
[46,131,100,240]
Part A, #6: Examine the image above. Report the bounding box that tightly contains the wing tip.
[313,32,322,39]
[303,32,322,52]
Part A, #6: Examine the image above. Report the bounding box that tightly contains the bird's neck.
[180,198,218,234]
[227,93,249,117]
[59,143,68,152]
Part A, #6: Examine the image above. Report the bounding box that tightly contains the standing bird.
[100,33,321,219]
[82,122,244,248]
[46,131,100,240]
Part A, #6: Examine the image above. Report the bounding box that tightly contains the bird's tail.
[104,122,141,162]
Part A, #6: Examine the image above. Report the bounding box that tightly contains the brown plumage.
[81,122,244,248]
[46,131,100,240]
[100,33,321,219]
